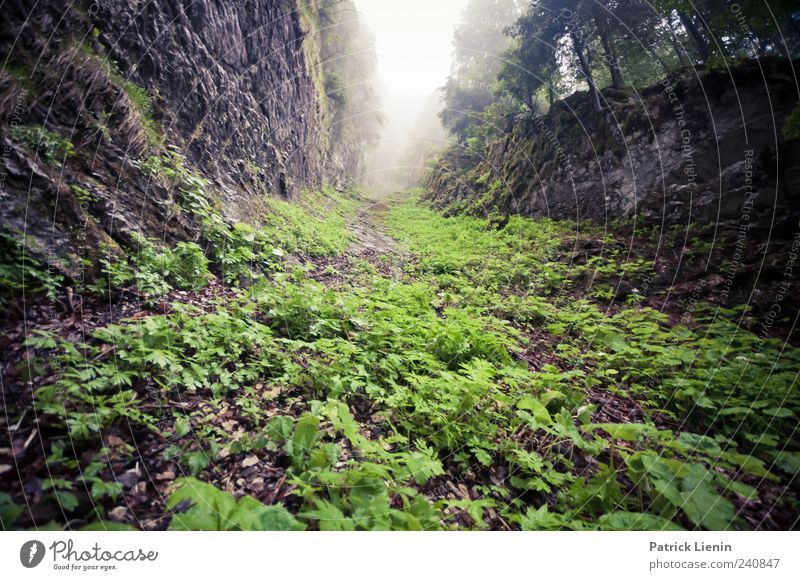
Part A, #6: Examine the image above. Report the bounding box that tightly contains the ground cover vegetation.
[2,186,797,531]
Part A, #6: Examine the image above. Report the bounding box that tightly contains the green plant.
[9,124,74,164]
[11,192,798,531]
[0,232,62,308]
[267,404,444,531]
[122,81,162,147]
[782,101,800,140]
[100,234,211,295]
[69,183,95,204]
[167,478,303,531]
[136,151,212,217]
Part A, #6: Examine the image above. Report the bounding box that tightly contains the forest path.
[328,195,412,281]
[346,199,398,255]
[3,192,796,531]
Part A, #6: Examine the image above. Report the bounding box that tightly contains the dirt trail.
[346,200,397,255]
[335,198,411,281]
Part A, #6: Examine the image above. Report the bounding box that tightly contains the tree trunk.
[571,31,602,111]
[593,8,624,89]
[678,10,709,61]
[651,47,669,70]
[665,15,689,66]
[673,40,689,66]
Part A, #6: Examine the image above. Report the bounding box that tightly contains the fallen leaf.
[156,470,176,481]
[262,386,282,398]
[242,455,259,468]
[108,506,128,522]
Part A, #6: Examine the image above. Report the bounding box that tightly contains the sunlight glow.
[353,1,470,188]
[354,0,470,99]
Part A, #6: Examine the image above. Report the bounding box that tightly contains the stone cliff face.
[98,0,336,197]
[0,0,369,277]
[426,58,800,226]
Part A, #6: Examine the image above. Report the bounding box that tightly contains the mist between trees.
[426,0,800,159]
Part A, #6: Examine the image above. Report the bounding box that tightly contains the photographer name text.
[650,541,732,553]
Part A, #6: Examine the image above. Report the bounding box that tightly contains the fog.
[354,0,471,193]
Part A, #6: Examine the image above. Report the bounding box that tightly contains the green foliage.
[271,402,444,531]
[69,183,95,204]
[0,232,62,307]
[131,152,355,286]
[24,301,284,443]
[100,234,211,296]
[385,199,797,528]
[136,150,212,218]
[440,0,520,140]
[9,124,75,164]
[312,0,383,148]
[783,101,800,140]
[0,493,23,530]
[202,190,356,284]
[15,194,799,531]
[263,193,356,257]
[122,81,162,147]
[168,478,304,531]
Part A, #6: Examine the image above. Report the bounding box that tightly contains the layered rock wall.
[0,0,365,275]
[426,59,800,226]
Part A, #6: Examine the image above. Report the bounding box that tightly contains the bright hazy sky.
[354,0,470,99]
[352,0,471,185]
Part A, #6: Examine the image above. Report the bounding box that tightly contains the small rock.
[116,470,140,489]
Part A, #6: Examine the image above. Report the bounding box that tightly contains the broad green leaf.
[302,500,355,531]
[586,422,657,442]
[774,451,800,475]
[290,414,320,467]
[404,451,444,485]
[598,512,684,531]
[466,498,495,524]
[267,415,294,444]
[185,451,210,476]
[80,521,138,531]
[54,491,79,512]
[517,397,551,425]
[675,432,722,456]
[518,506,571,531]
[0,493,23,529]
[678,464,738,530]
[174,416,191,437]
[168,478,303,531]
